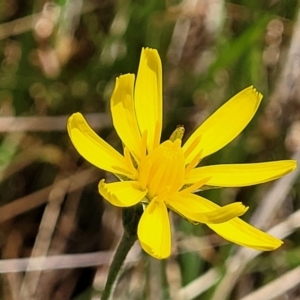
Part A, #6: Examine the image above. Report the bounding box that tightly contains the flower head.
[68,48,297,259]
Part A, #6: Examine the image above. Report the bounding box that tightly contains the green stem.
[101,206,142,300]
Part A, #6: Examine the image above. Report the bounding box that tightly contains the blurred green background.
[0,0,300,299]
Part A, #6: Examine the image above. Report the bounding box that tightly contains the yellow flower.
[67,48,297,259]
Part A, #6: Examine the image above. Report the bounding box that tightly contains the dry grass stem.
[0,113,111,132]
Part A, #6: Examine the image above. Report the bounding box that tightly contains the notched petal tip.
[212,202,249,223]
[248,85,263,102]
[113,74,135,102]
[289,159,298,171]
[265,238,283,251]
[67,112,80,130]
[98,179,119,206]
[139,240,170,260]
[142,47,160,58]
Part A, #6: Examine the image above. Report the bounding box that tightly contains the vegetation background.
[0,0,299,299]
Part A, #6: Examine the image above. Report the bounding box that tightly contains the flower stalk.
[101,206,142,300]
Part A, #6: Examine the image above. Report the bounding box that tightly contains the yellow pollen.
[156,186,171,201]
[138,139,185,200]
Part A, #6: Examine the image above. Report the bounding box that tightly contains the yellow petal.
[99,179,147,207]
[134,48,163,151]
[208,219,282,250]
[167,194,248,223]
[67,113,132,177]
[138,198,171,259]
[183,86,262,164]
[185,160,297,187]
[182,194,282,250]
[110,74,143,162]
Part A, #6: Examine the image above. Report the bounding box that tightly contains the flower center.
[138,139,185,200]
